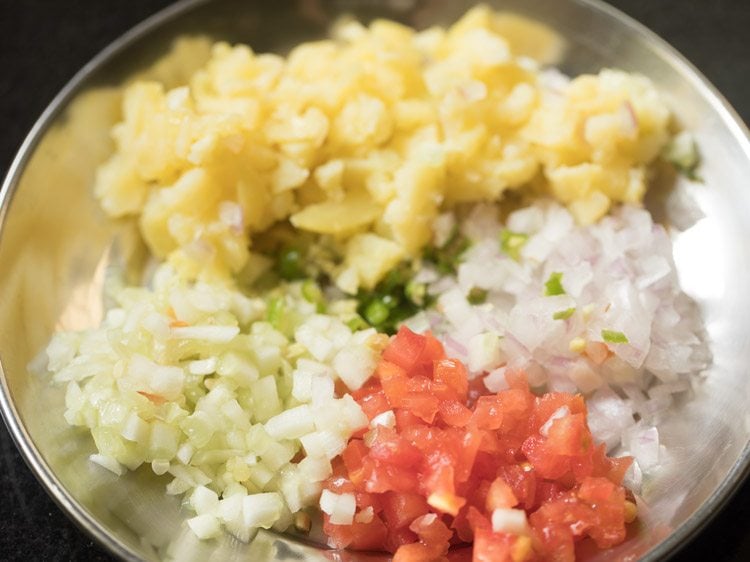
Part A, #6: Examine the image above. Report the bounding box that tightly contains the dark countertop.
[1,1,748,561]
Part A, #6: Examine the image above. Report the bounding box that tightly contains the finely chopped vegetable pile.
[42,5,707,562]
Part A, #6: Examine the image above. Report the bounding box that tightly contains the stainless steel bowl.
[2,0,749,560]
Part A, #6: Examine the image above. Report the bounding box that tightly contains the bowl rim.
[1,1,749,561]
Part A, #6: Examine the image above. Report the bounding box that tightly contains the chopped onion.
[188,357,218,376]
[46,264,377,541]
[265,405,315,440]
[89,454,124,476]
[415,201,707,464]
[626,425,661,470]
[171,325,240,343]
[333,345,376,391]
[370,410,396,429]
[320,490,356,525]
[187,514,222,539]
[492,508,529,535]
[190,486,219,515]
[243,492,284,529]
[468,332,503,374]
[297,455,332,483]
[300,430,346,460]
[483,367,509,393]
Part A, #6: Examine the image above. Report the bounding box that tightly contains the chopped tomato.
[473,528,514,562]
[369,427,423,466]
[321,332,635,561]
[433,359,469,400]
[354,384,391,420]
[382,492,431,529]
[439,400,473,427]
[383,326,430,372]
[546,414,589,456]
[486,477,519,511]
[472,395,504,430]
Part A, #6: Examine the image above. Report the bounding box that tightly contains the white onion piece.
[171,325,240,343]
[243,493,284,529]
[491,508,529,535]
[187,514,222,539]
[483,367,509,393]
[370,410,396,429]
[626,426,661,470]
[413,201,707,466]
[265,405,315,440]
[320,490,356,525]
[190,486,219,515]
[89,454,124,476]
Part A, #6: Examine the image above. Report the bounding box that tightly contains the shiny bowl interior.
[2,0,750,560]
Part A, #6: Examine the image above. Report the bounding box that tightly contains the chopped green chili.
[663,131,702,181]
[468,287,488,305]
[544,272,565,296]
[553,307,576,320]
[500,230,529,261]
[601,329,629,344]
[276,246,306,280]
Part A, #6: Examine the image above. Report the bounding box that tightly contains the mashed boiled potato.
[95,5,670,292]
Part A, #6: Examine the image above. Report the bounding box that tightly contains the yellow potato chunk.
[339,234,405,292]
[290,191,381,235]
[490,12,566,64]
[94,8,671,291]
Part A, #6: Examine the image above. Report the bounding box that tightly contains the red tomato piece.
[366,462,421,494]
[410,513,453,548]
[369,427,423,466]
[324,511,389,551]
[534,481,567,508]
[496,464,536,510]
[578,476,618,504]
[323,516,354,549]
[382,492,431,529]
[454,426,483,483]
[386,526,419,553]
[529,518,575,562]
[434,359,469,400]
[486,477,519,511]
[503,369,530,391]
[546,413,589,456]
[425,461,465,516]
[383,326,428,372]
[393,541,441,562]
[343,439,369,486]
[407,375,434,393]
[521,435,570,480]
[322,336,634,562]
[439,400,473,427]
[497,388,533,433]
[350,517,390,551]
[472,528,514,562]
[531,393,585,434]
[355,385,391,421]
[424,333,447,358]
[400,392,440,423]
[472,395,504,430]
[324,474,356,495]
[379,364,410,406]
